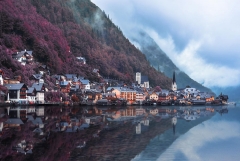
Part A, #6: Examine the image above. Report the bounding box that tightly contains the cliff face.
[0,0,172,88]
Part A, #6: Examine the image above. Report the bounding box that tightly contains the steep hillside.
[0,0,172,88]
[131,31,213,92]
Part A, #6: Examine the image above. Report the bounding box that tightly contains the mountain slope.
[0,0,172,88]
[131,31,213,92]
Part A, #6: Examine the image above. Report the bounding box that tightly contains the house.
[31,83,45,104]
[107,87,137,104]
[30,74,44,83]
[12,49,33,65]
[38,65,50,75]
[158,93,170,102]
[65,74,77,82]
[76,57,86,64]
[92,69,100,77]
[80,79,90,90]
[136,92,146,103]
[4,83,28,104]
[4,76,21,84]
[27,87,37,104]
[60,81,71,94]
[149,92,159,101]
[168,90,177,101]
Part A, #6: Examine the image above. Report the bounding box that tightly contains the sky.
[91,0,240,88]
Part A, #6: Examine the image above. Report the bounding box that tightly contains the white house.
[4,83,28,104]
[26,87,36,104]
[31,83,45,104]
[80,79,90,90]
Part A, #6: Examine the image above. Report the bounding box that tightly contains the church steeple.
[173,71,176,84]
[172,71,177,91]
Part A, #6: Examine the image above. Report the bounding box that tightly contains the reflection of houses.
[120,108,136,116]
[136,108,146,116]
[136,119,149,134]
[27,116,44,128]
[150,108,158,115]
[4,83,28,104]
[36,107,44,116]
[13,140,33,154]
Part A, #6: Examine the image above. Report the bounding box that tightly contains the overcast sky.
[92,0,240,88]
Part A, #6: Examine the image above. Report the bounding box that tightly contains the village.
[0,50,229,107]
[0,49,231,160]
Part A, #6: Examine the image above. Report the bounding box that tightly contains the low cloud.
[147,29,240,87]
[92,0,240,88]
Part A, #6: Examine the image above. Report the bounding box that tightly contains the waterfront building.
[4,83,28,104]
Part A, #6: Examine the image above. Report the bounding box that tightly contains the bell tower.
[172,71,177,91]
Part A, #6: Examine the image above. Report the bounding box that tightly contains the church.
[172,71,177,91]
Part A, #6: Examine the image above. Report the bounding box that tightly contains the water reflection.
[0,105,237,161]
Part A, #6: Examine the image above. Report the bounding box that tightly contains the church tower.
[136,72,141,85]
[172,71,177,91]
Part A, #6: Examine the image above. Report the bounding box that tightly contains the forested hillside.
[0,0,172,88]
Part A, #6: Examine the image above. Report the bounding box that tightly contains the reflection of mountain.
[132,110,215,161]
[131,31,213,93]
[71,117,172,161]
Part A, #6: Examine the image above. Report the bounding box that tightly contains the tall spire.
[173,71,176,84]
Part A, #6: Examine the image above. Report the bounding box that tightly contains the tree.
[154,86,162,92]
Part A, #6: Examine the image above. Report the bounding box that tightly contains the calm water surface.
[132,105,240,161]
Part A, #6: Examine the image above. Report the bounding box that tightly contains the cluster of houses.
[0,49,228,106]
[0,66,228,106]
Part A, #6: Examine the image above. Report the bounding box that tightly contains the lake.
[132,105,240,161]
[0,104,239,161]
